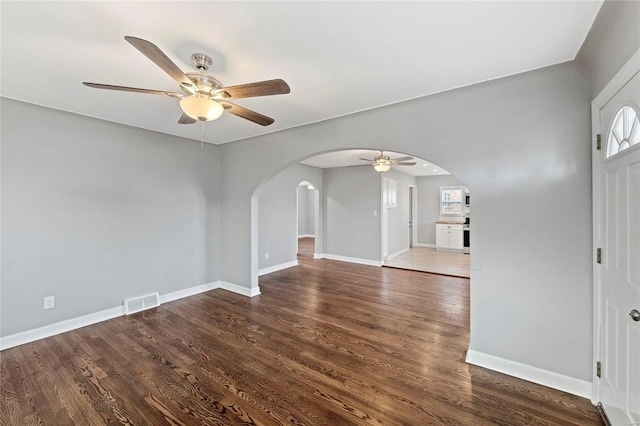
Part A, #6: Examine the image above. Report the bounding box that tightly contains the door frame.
[409,184,417,248]
[591,48,640,404]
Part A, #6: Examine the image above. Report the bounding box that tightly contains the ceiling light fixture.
[374,162,391,173]
[179,94,224,121]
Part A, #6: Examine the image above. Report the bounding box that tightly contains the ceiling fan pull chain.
[201,121,205,147]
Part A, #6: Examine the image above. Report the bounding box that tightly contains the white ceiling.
[1,1,602,146]
[301,150,450,177]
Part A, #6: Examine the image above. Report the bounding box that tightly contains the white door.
[597,65,640,425]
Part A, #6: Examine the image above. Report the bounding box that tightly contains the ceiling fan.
[83,36,290,126]
[357,151,416,172]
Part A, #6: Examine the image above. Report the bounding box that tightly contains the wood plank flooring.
[384,247,471,278]
[1,239,601,425]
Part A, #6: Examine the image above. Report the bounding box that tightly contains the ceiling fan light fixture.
[180,94,224,121]
[374,163,391,173]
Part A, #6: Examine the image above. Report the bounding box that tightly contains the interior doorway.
[383,175,470,278]
[296,181,318,258]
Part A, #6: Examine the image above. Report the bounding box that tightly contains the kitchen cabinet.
[436,223,464,252]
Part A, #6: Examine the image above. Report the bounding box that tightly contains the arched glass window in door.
[606,105,640,158]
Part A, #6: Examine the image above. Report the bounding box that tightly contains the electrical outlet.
[44,296,55,310]
[265,252,269,260]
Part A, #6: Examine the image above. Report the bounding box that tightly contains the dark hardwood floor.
[1,238,601,425]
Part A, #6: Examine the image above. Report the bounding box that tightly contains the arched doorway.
[251,148,472,286]
[251,165,323,281]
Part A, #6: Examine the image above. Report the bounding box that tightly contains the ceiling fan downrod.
[191,53,212,71]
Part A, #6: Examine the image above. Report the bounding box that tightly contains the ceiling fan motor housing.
[184,73,223,96]
[180,54,226,98]
[375,154,391,165]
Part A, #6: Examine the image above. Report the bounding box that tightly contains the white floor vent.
[124,292,160,315]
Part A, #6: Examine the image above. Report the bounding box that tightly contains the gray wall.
[385,169,416,256]
[577,0,640,97]
[1,98,221,336]
[323,166,382,261]
[258,164,322,270]
[221,61,593,383]
[416,175,465,245]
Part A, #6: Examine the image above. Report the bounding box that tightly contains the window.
[440,186,463,216]
[607,105,640,158]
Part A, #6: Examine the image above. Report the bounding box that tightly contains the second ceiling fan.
[357,151,416,172]
[83,36,290,126]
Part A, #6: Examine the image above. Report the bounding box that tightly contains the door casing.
[591,48,640,405]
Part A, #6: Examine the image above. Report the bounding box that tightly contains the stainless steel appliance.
[463,218,470,254]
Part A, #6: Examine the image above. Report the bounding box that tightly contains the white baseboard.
[0,305,124,351]
[414,242,436,248]
[258,260,298,276]
[297,234,315,238]
[217,281,261,297]
[313,253,324,259]
[0,280,259,351]
[465,349,592,398]
[322,253,382,267]
[437,247,464,253]
[159,282,220,304]
[386,247,409,261]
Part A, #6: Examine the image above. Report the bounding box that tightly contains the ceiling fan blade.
[347,164,374,168]
[213,79,290,99]
[124,36,196,91]
[391,156,413,162]
[83,82,184,97]
[220,101,275,126]
[358,158,374,162]
[178,113,196,124]
[391,162,417,166]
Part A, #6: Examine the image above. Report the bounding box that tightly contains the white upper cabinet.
[383,178,397,208]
